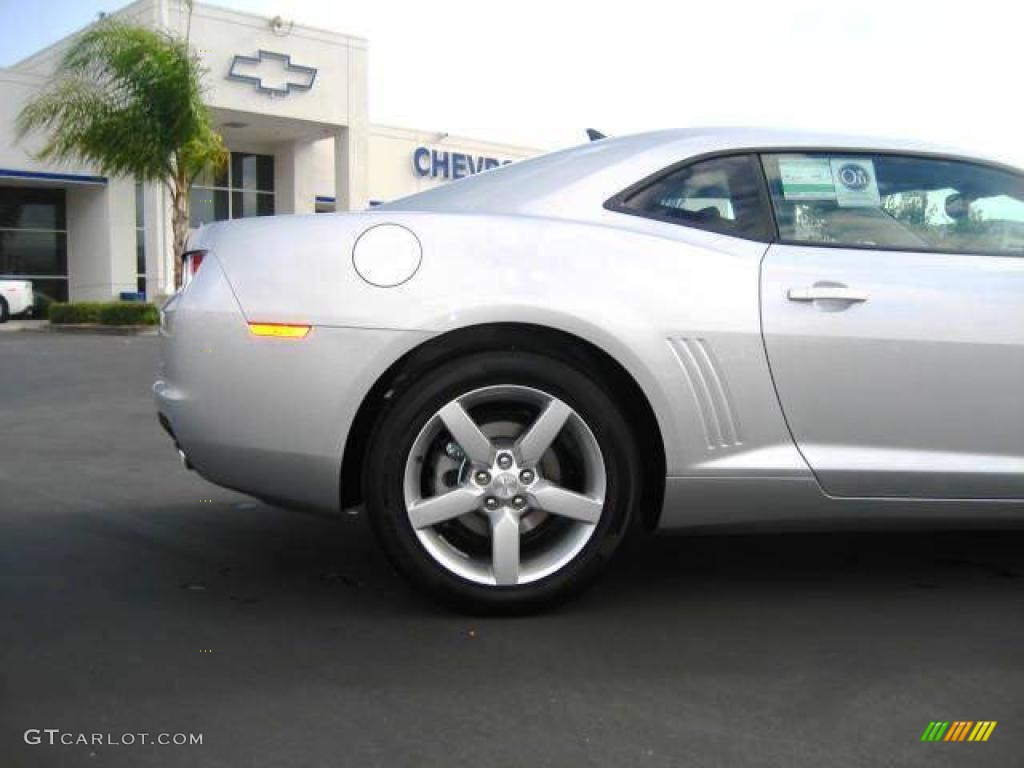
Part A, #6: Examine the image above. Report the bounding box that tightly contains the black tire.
[363,348,642,613]
[0,297,9,324]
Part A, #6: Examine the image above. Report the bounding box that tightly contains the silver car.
[155,128,1024,611]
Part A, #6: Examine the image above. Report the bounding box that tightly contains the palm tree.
[16,10,226,291]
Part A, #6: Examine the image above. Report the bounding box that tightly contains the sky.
[2,0,1023,160]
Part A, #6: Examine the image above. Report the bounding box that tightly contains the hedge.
[48,302,102,324]
[49,301,159,326]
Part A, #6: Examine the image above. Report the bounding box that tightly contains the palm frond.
[17,19,226,183]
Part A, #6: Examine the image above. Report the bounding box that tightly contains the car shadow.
[61,499,1024,619]
[606,524,1024,604]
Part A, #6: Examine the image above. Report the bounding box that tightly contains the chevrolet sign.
[227,50,317,96]
[413,147,512,179]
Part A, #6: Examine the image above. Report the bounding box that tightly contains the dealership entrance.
[0,172,139,303]
[0,186,68,301]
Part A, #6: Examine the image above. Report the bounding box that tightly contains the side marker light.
[248,323,311,339]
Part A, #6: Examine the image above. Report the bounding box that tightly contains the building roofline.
[185,0,367,47]
[6,0,367,71]
[7,0,152,70]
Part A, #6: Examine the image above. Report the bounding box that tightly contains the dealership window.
[0,187,68,301]
[189,152,275,227]
[613,154,773,240]
[135,183,146,295]
[762,153,1024,255]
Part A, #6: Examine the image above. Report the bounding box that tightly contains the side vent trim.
[667,336,742,449]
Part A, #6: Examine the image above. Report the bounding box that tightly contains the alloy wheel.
[403,385,607,586]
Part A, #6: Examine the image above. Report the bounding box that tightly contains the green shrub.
[98,302,159,325]
[49,301,159,326]
[49,302,103,324]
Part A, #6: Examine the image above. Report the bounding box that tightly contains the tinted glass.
[136,230,146,274]
[21,277,67,303]
[231,153,274,191]
[193,162,229,189]
[763,153,1024,255]
[0,230,67,275]
[189,188,229,227]
[134,183,145,228]
[619,155,771,240]
[0,187,66,230]
[231,191,275,219]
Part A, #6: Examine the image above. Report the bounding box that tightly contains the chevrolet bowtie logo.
[227,50,317,96]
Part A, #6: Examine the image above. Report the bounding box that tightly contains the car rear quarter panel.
[196,208,803,502]
[157,253,433,511]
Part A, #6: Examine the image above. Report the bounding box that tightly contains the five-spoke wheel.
[405,385,606,586]
[364,348,639,612]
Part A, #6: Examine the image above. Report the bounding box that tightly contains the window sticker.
[779,157,836,201]
[830,158,881,208]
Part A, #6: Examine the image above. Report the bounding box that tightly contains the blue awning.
[0,168,107,185]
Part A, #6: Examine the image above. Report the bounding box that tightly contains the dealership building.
[0,0,539,302]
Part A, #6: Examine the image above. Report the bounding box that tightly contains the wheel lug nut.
[484,496,499,510]
[497,453,514,470]
[519,469,535,485]
[474,471,491,485]
[512,495,526,509]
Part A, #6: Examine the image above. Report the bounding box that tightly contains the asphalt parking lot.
[1,332,1022,768]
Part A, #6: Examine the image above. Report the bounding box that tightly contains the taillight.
[181,250,207,288]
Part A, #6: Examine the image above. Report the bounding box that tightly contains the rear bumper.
[154,256,431,512]
[156,411,192,470]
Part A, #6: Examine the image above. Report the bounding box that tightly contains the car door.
[759,151,1024,499]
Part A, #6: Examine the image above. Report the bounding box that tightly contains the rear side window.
[762,152,1024,256]
[613,154,772,240]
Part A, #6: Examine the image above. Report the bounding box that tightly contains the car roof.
[378,127,1009,220]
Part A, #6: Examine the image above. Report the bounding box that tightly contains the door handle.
[787,286,868,303]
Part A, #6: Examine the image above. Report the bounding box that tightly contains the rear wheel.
[363,350,641,612]
[0,297,8,324]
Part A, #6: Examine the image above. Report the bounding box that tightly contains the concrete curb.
[0,321,49,334]
[43,324,158,337]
